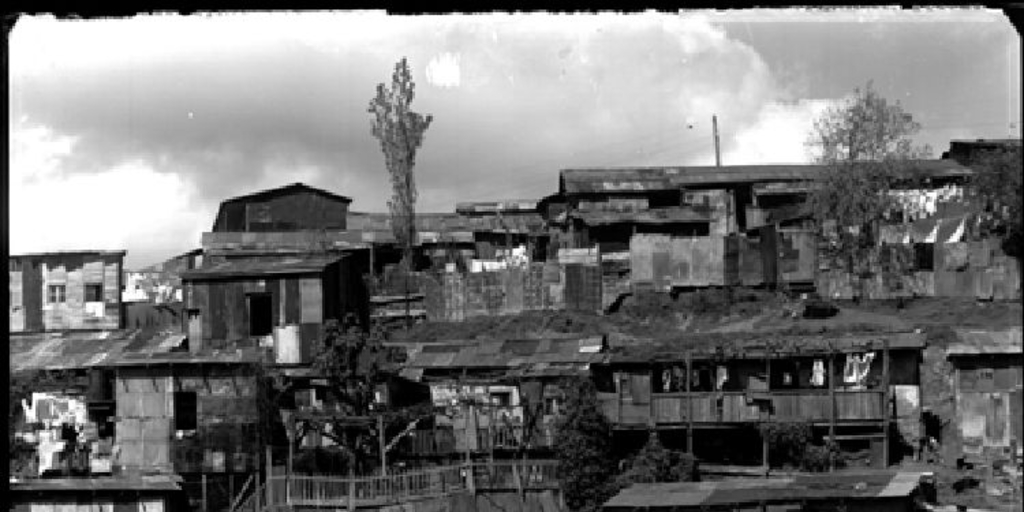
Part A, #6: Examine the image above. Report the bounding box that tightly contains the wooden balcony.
[598,390,886,427]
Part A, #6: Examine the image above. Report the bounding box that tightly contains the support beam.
[686,352,693,454]
[882,339,891,468]
[828,350,837,472]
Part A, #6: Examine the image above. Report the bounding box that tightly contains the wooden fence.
[232,460,560,512]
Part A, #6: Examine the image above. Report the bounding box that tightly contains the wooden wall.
[214,189,349,232]
[9,254,122,332]
[186,260,368,360]
[115,367,259,476]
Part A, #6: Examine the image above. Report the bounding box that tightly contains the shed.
[180,253,369,358]
[946,327,1023,459]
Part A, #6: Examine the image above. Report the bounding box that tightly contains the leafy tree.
[758,421,843,472]
[553,377,618,512]
[368,57,433,326]
[302,319,432,475]
[616,432,699,486]
[966,145,1023,260]
[804,81,932,276]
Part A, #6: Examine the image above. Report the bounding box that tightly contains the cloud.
[722,99,836,165]
[10,12,822,266]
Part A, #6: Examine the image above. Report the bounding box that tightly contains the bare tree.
[368,58,433,326]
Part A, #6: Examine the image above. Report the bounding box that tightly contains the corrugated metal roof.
[405,336,608,372]
[181,254,343,280]
[561,161,972,194]
[348,211,545,235]
[608,331,926,364]
[571,207,712,226]
[10,329,260,372]
[947,327,1023,356]
[603,471,925,509]
[9,329,176,373]
[10,474,183,493]
[219,182,351,205]
[456,200,539,214]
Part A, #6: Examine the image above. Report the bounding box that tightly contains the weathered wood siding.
[214,188,349,232]
[9,254,123,332]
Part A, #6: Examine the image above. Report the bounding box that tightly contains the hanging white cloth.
[811,359,826,387]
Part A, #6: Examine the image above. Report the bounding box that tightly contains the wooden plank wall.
[10,269,25,332]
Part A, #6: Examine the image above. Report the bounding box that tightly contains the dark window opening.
[48,284,66,303]
[174,391,197,431]
[248,293,273,337]
[85,283,104,302]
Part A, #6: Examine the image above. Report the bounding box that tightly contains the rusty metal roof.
[603,471,926,510]
[561,160,972,194]
[9,329,183,373]
[404,335,608,375]
[348,211,545,235]
[947,327,1023,356]
[10,474,183,493]
[219,182,351,205]
[607,331,927,364]
[455,200,539,214]
[570,207,712,226]
[181,254,344,280]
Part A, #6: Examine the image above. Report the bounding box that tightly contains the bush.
[618,433,700,486]
[758,422,843,472]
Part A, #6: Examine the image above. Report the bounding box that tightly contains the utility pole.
[713,114,722,167]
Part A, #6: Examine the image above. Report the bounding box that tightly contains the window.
[174,391,197,431]
[247,293,273,337]
[85,283,104,302]
[491,391,512,408]
[48,284,66,303]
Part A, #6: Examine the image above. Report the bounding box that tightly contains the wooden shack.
[181,253,369,360]
[593,331,925,467]
[9,250,125,333]
[107,350,264,512]
[398,335,608,457]
[946,327,1023,462]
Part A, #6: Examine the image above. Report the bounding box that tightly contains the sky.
[9,9,1021,269]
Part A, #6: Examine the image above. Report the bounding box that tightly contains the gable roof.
[219,182,352,206]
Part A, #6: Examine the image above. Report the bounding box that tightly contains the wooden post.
[287,435,293,505]
[378,414,387,477]
[828,351,837,472]
[763,348,772,476]
[649,368,656,429]
[347,431,356,512]
[686,352,693,454]
[202,473,208,512]
[882,339,891,469]
[265,445,274,507]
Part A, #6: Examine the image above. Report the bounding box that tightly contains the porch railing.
[599,390,887,426]
[261,460,559,509]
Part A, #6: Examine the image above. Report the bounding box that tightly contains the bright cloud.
[722,99,836,165]
[426,52,461,88]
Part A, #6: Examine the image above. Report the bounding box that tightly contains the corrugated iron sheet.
[947,327,1023,356]
[561,160,970,194]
